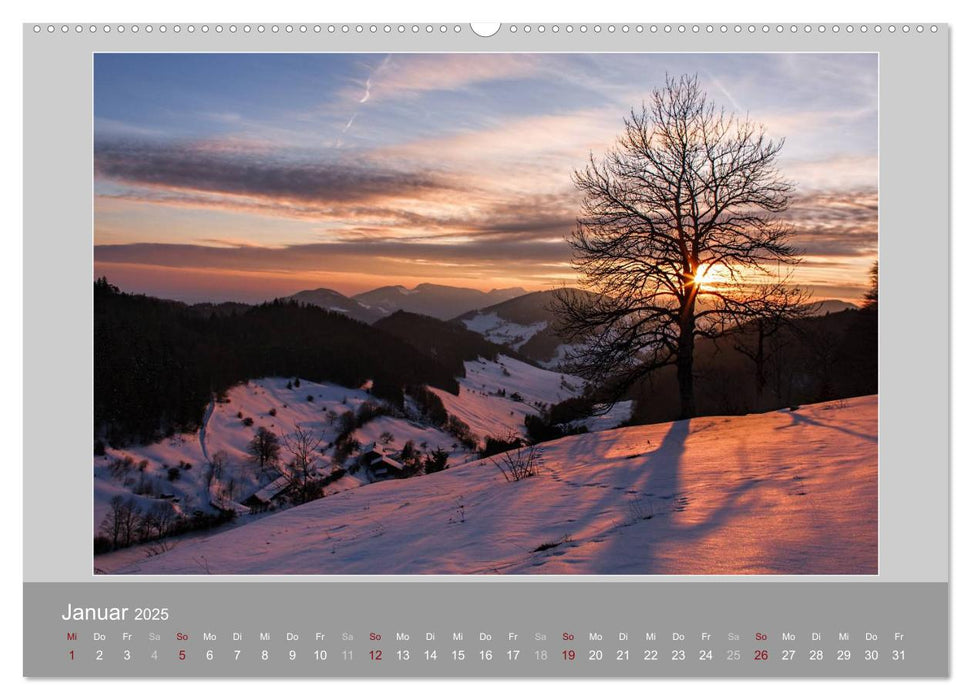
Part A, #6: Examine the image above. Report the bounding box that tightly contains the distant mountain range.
[193,284,858,368]
[352,284,527,320]
[282,283,527,323]
[286,288,383,324]
[809,299,859,315]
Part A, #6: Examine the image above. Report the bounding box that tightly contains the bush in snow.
[423,447,450,474]
[493,445,543,482]
[132,475,159,497]
[334,436,361,465]
[445,415,478,450]
[480,433,526,458]
[107,455,135,478]
[356,400,389,425]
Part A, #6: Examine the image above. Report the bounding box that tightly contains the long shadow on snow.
[782,410,877,444]
[592,418,763,574]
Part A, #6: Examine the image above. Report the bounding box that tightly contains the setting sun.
[691,263,730,289]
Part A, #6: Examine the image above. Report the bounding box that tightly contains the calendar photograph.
[91,52,878,576]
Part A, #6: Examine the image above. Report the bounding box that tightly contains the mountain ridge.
[353,283,527,320]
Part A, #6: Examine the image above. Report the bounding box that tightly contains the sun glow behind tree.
[554,75,806,419]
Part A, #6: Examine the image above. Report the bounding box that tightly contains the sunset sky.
[93,52,877,303]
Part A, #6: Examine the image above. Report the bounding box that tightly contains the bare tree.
[553,74,798,419]
[139,502,177,541]
[99,496,142,549]
[281,424,324,504]
[729,276,815,406]
[248,426,281,475]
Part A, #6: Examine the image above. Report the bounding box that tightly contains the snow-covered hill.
[428,355,589,443]
[109,395,877,575]
[460,312,549,351]
[93,355,631,570]
[94,377,460,534]
[456,290,596,369]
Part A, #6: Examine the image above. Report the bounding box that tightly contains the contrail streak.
[703,70,744,113]
[341,55,391,140]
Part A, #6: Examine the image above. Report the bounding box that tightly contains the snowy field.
[94,377,379,530]
[111,395,878,575]
[461,312,548,350]
[94,356,634,572]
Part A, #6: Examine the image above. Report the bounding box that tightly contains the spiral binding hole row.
[32,23,938,35]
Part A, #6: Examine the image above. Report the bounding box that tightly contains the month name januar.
[61,604,129,621]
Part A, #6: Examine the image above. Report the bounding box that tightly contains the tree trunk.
[676,311,697,419]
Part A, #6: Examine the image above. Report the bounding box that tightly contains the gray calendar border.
[23,24,949,583]
[23,581,949,677]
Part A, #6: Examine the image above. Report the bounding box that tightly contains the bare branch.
[552,74,799,418]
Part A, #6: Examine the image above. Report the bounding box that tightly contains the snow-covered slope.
[455,289,596,369]
[461,312,548,350]
[428,355,585,442]
[94,378,376,528]
[112,396,878,575]
[93,375,476,536]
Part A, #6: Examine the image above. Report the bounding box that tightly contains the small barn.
[359,443,404,480]
[241,474,291,512]
[369,455,404,480]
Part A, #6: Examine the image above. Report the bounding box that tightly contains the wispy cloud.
[788,190,878,257]
[357,53,543,103]
[95,140,451,206]
[93,52,878,301]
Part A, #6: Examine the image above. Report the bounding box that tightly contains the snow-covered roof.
[370,455,403,471]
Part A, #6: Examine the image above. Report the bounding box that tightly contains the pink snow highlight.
[111,396,877,575]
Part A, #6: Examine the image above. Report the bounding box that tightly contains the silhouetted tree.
[400,440,418,466]
[99,496,141,549]
[730,278,814,406]
[554,74,798,418]
[248,427,281,474]
[863,260,878,312]
[423,447,449,474]
[834,260,878,397]
[139,502,176,541]
[281,424,324,503]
